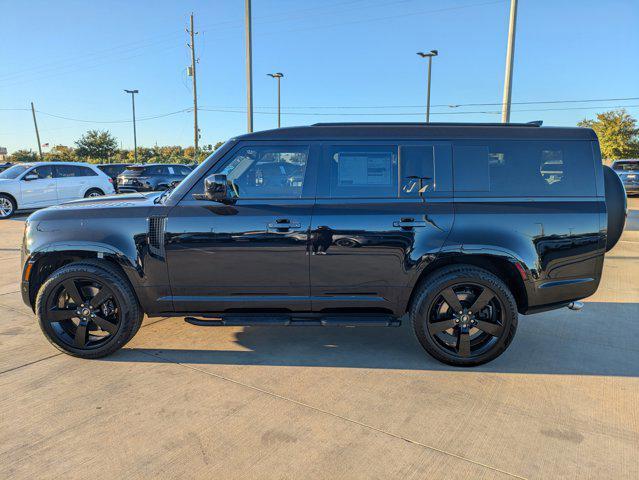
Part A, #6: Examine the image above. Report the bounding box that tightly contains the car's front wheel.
[410,265,518,367]
[36,262,143,358]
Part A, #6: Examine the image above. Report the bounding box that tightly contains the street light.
[124,89,139,162]
[267,72,284,128]
[416,50,438,123]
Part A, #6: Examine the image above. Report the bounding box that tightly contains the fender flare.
[28,241,142,280]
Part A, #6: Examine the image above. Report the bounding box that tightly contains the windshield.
[613,161,639,171]
[0,164,31,179]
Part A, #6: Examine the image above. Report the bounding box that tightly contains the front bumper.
[20,258,35,310]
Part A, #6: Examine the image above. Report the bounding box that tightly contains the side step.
[184,314,401,327]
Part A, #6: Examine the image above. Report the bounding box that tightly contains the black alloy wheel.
[411,265,518,366]
[43,276,121,349]
[427,283,504,358]
[36,262,143,358]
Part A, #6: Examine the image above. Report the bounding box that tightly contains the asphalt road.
[1,199,638,479]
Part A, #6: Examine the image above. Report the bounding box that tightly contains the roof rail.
[312,121,543,127]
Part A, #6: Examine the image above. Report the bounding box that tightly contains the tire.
[603,165,627,252]
[36,262,143,358]
[84,188,104,198]
[0,193,16,219]
[410,265,518,367]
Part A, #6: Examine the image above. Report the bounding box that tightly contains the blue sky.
[1,0,638,153]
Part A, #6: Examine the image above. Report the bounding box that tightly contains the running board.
[184,314,401,327]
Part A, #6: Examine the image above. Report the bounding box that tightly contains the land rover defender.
[20,123,627,366]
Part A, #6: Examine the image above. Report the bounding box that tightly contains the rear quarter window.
[453,140,596,196]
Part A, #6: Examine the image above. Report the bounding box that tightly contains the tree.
[75,130,118,160]
[578,109,639,160]
[8,149,38,163]
[44,145,77,162]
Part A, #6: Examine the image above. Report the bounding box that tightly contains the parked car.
[116,163,192,192]
[612,159,639,195]
[21,122,626,366]
[0,162,13,173]
[0,161,115,219]
[96,163,131,192]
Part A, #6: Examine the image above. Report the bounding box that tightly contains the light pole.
[267,72,284,128]
[124,89,139,163]
[417,50,438,123]
[245,0,253,132]
[501,0,518,123]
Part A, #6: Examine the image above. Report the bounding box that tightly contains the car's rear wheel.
[36,262,142,358]
[411,265,518,367]
[0,194,16,219]
[84,188,104,198]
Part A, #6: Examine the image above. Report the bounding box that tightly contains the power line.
[199,96,639,111]
[198,104,639,116]
[2,98,636,126]
[34,108,192,124]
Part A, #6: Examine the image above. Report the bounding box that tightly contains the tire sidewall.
[412,268,518,366]
[36,264,138,358]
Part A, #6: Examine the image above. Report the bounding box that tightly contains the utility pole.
[501,0,518,123]
[245,0,253,132]
[267,73,284,128]
[187,13,199,158]
[30,102,43,159]
[416,50,438,123]
[124,90,139,163]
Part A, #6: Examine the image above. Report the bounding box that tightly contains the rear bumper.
[622,183,639,194]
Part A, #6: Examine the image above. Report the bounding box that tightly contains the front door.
[165,142,317,313]
[20,165,57,207]
[310,142,454,314]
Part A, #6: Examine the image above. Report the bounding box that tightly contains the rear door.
[19,165,57,207]
[165,142,318,313]
[310,141,454,314]
[54,164,98,201]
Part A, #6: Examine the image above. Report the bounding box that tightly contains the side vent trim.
[148,215,167,258]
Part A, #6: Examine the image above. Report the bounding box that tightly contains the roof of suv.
[21,161,97,167]
[233,122,596,141]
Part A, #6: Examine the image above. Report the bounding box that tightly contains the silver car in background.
[612,159,639,195]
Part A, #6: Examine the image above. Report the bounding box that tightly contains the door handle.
[267,218,301,231]
[393,218,427,229]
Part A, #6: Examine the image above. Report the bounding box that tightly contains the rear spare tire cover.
[603,165,627,251]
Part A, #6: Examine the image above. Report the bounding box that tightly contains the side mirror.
[195,174,237,204]
[23,174,38,181]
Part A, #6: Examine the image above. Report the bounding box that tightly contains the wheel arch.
[25,247,142,312]
[406,254,529,315]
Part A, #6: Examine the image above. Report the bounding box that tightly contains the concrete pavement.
[1,199,638,479]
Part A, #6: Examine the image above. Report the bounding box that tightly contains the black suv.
[116,163,192,192]
[20,123,626,366]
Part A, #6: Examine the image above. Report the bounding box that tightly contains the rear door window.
[325,145,398,198]
[55,165,97,178]
[453,140,596,196]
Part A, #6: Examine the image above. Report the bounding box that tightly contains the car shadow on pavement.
[104,301,639,377]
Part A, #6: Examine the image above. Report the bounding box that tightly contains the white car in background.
[0,162,115,219]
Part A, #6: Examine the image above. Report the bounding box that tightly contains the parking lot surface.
[1,199,638,479]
